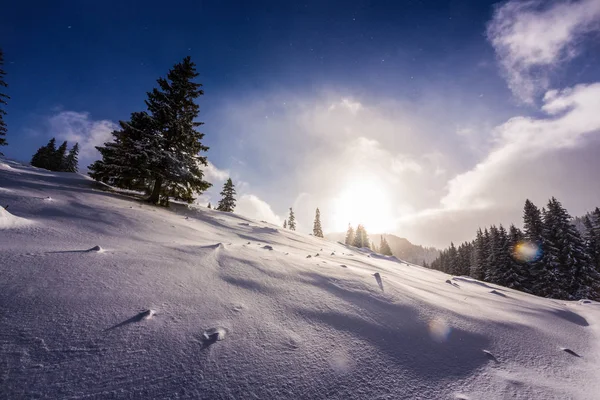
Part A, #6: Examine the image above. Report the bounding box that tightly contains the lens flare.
[428,318,451,343]
[512,241,542,262]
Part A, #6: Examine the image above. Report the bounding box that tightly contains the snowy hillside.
[1,159,600,400]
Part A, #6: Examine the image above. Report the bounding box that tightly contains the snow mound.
[0,206,32,229]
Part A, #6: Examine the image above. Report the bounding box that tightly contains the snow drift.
[1,160,600,399]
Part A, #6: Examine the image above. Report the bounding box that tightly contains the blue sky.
[2,0,600,246]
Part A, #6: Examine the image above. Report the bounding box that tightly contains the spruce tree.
[522,199,549,296]
[144,56,211,205]
[470,229,487,280]
[542,197,589,299]
[352,224,370,248]
[89,111,158,191]
[53,141,68,171]
[207,203,212,209]
[63,143,79,172]
[484,226,501,283]
[371,240,378,253]
[490,225,511,286]
[379,235,393,256]
[584,208,600,275]
[313,208,324,238]
[216,178,236,212]
[503,224,529,291]
[456,242,472,276]
[0,48,9,153]
[31,138,57,170]
[345,224,355,245]
[283,220,287,229]
[288,208,296,231]
[90,58,211,205]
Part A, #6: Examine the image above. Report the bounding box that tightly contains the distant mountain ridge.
[325,232,440,266]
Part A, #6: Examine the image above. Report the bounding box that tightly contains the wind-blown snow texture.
[1,158,600,399]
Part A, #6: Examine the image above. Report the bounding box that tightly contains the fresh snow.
[1,159,600,399]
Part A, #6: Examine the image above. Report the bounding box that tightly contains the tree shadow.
[220,275,277,295]
[104,310,153,331]
[294,272,491,381]
[550,309,588,327]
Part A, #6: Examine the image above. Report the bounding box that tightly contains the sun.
[331,177,394,234]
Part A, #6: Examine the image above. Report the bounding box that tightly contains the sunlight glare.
[332,177,394,233]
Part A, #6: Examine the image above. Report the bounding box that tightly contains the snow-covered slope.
[1,159,599,400]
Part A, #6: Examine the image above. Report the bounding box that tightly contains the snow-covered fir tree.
[283,220,287,229]
[288,208,296,231]
[216,178,236,212]
[89,112,157,191]
[470,229,487,280]
[428,196,600,301]
[502,224,529,291]
[313,208,323,238]
[345,224,354,245]
[544,197,596,299]
[207,203,212,209]
[0,48,9,153]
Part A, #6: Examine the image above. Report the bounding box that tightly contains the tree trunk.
[148,177,163,204]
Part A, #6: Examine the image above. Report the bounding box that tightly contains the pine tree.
[63,143,79,172]
[522,199,549,296]
[584,208,600,275]
[542,197,590,299]
[371,240,378,253]
[523,199,544,242]
[446,242,458,275]
[313,208,324,238]
[0,48,9,153]
[144,56,211,205]
[283,220,287,229]
[503,224,529,291]
[89,111,158,191]
[216,178,236,212]
[53,141,68,171]
[288,208,296,231]
[90,58,211,205]
[470,229,487,280]
[31,138,57,170]
[456,242,473,276]
[207,203,212,209]
[345,224,355,245]
[491,225,511,286]
[379,235,393,256]
[352,224,370,248]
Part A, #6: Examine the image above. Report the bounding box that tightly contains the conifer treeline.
[0,48,8,154]
[343,224,393,255]
[31,138,79,172]
[428,197,600,300]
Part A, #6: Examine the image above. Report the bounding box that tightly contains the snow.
[1,160,600,399]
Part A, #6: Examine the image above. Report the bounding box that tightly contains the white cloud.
[442,83,600,209]
[204,161,229,183]
[236,194,283,225]
[487,0,600,103]
[48,111,117,170]
[328,98,363,114]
